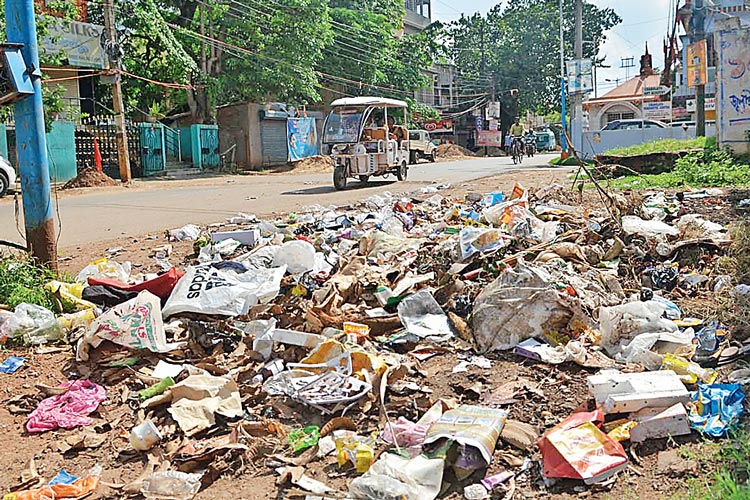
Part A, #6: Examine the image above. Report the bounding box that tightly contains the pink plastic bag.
[26,380,106,433]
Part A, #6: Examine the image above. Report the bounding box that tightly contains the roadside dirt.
[2,166,734,500]
[62,169,119,190]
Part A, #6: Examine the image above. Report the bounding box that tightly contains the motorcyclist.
[524,130,537,157]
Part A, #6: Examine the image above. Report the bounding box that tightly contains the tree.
[448,0,621,115]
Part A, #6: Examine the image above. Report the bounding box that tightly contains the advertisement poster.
[566,58,593,94]
[287,118,319,161]
[687,40,707,87]
[477,130,502,147]
[424,119,454,133]
[716,26,750,153]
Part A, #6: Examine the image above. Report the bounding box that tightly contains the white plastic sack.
[162,264,286,317]
[168,224,201,241]
[621,216,679,237]
[77,291,183,361]
[598,300,679,356]
[472,260,585,352]
[272,240,316,274]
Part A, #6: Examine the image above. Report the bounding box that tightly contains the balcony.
[405,0,431,33]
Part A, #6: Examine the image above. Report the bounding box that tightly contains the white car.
[0,156,16,198]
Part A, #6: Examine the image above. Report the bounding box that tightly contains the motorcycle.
[524,135,537,158]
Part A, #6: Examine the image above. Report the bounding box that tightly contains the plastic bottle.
[661,353,717,384]
[140,471,201,500]
[252,359,285,384]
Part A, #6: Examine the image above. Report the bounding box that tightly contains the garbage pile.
[1,182,747,499]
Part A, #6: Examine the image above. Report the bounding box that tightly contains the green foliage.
[604,144,750,190]
[0,255,57,311]
[606,137,711,157]
[447,0,621,115]
[673,148,750,186]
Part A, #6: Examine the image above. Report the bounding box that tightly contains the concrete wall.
[217,102,263,169]
[577,125,717,159]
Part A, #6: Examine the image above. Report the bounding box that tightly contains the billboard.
[716,26,750,153]
[644,101,673,121]
[41,20,107,69]
[287,118,318,161]
[687,40,707,87]
[476,130,502,147]
[424,119,454,133]
[566,58,593,94]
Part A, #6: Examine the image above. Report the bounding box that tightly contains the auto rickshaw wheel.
[333,166,347,190]
[359,175,369,184]
[396,161,408,181]
[429,151,437,163]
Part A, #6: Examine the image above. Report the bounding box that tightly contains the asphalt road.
[0,153,562,249]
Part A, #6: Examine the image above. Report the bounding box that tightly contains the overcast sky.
[432,0,676,96]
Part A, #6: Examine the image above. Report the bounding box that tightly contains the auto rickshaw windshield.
[323,108,365,144]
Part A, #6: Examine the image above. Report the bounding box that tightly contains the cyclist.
[509,119,525,163]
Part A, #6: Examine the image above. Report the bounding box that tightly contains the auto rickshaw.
[322,97,410,190]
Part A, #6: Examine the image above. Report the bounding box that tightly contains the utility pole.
[103,0,132,181]
[559,0,567,153]
[571,0,583,151]
[693,0,706,137]
[5,0,58,268]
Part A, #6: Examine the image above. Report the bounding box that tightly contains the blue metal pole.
[561,77,568,152]
[5,0,58,267]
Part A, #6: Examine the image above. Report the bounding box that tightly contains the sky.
[431,0,676,97]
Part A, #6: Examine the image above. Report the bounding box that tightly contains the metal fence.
[75,116,142,179]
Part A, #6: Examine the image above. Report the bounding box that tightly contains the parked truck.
[408,130,437,164]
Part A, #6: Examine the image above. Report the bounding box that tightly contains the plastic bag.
[397,290,453,342]
[168,224,201,241]
[621,216,679,237]
[162,264,285,317]
[0,303,62,345]
[598,300,679,356]
[272,240,316,274]
[349,454,444,500]
[471,261,583,351]
[141,471,201,500]
[4,465,101,500]
[459,227,512,260]
[538,410,628,485]
[75,258,131,284]
[689,384,745,438]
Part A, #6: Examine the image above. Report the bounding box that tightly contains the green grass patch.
[605,136,715,157]
[592,145,750,190]
[0,255,58,311]
[549,156,593,166]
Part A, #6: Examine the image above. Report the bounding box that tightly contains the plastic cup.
[130,420,162,451]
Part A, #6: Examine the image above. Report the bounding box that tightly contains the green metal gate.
[190,124,220,169]
[138,123,166,176]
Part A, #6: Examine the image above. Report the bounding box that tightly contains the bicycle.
[510,137,524,164]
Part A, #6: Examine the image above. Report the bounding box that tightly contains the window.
[606,111,636,123]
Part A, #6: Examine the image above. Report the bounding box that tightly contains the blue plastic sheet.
[689,383,745,438]
[48,469,78,485]
[0,356,25,374]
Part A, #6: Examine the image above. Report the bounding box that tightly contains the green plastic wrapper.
[288,425,320,454]
[138,376,175,401]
